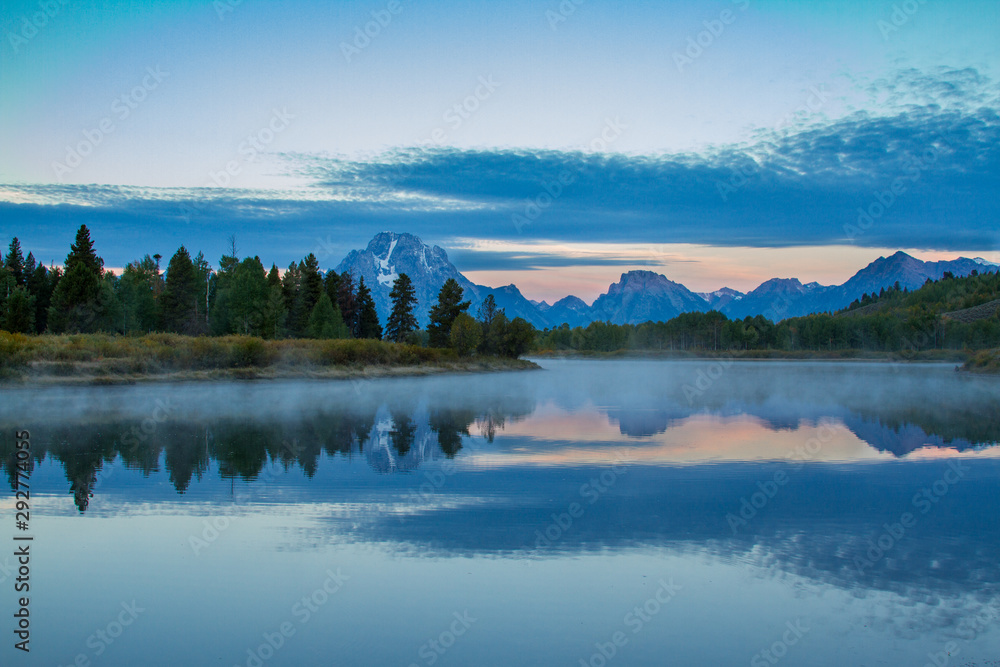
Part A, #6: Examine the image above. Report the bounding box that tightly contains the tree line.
[0,226,534,358]
[537,270,1000,353]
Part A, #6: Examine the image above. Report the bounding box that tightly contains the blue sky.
[1,0,998,300]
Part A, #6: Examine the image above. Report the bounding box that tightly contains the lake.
[1,359,998,666]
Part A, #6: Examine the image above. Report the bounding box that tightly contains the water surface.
[1,360,998,666]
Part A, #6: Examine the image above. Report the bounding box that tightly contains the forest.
[0,226,534,360]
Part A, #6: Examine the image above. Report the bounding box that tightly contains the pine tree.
[307,292,349,339]
[296,254,323,335]
[324,269,340,306]
[385,273,418,343]
[267,264,281,289]
[2,286,35,333]
[193,251,212,330]
[354,276,382,339]
[281,262,302,336]
[119,256,159,333]
[160,246,200,333]
[337,271,357,335]
[261,285,287,339]
[47,225,105,333]
[427,278,470,348]
[25,257,52,332]
[476,294,505,355]
[5,238,25,286]
[229,257,269,335]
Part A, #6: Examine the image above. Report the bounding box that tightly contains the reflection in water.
[2,362,997,510]
[0,361,998,665]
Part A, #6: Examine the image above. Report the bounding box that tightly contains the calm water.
[1,359,999,666]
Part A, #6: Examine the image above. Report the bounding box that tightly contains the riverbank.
[532,348,970,363]
[963,349,1000,374]
[0,333,539,385]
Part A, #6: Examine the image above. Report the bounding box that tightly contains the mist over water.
[1,360,998,666]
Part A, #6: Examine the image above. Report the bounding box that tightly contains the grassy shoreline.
[531,348,971,363]
[0,333,539,385]
[962,349,1000,374]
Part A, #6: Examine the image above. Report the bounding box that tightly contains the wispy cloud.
[2,67,997,269]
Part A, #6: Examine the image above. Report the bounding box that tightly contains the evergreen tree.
[385,273,418,343]
[209,249,240,335]
[25,257,52,332]
[281,262,302,336]
[229,257,269,335]
[160,246,200,333]
[119,257,159,333]
[427,278,470,348]
[37,265,60,332]
[267,264,281,289]
[476,294,505,355]
[2,286,34,333]
[480,310,508,356]
[306,292,349,339]
[260,285,287,339]
[4,238,25,286]
[354,277,382,339]
[337,271,357,335]
[323,269,340,306]
[296,254,323,335]
[0,266,15,329]
[47,225,105,333]
[192,251,212,330]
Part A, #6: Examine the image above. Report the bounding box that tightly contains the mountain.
[335,232,480,328]
[545,296,592,328]
[722,251,995,320]
[723,278,826,320]
[696,287,744,311]
[332,234,997,330]
[334,232,551,328]
[590,270,709,324]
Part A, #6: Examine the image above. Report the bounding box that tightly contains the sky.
[1,0,998,301]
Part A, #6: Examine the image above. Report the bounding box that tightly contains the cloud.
[2,67,998,269]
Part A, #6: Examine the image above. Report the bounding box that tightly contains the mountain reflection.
[1,395,997,514]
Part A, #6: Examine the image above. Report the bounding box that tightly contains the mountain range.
[335,232,997,329]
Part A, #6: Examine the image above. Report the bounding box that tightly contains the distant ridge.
[332,233,997,328]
